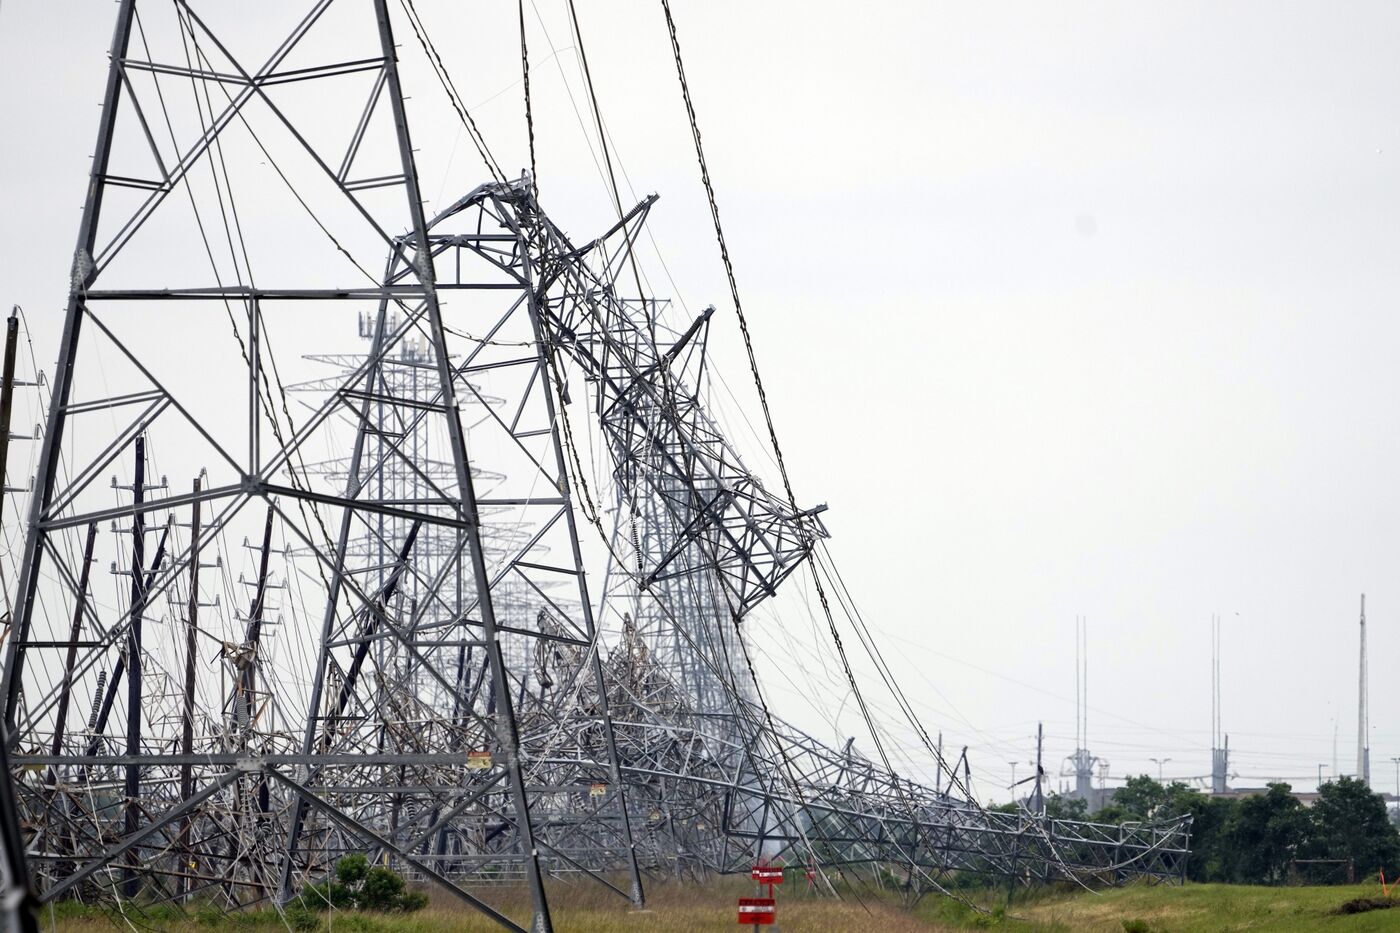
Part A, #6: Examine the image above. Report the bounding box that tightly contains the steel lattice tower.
[0,5,1195,929]
[0,3,640,929]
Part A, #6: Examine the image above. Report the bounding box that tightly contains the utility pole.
[0,306,38,933]
[178,474,202,899]
[1031,723,1045,816]
[0,308,19,532]
[935,731,943,795]
[1391,757,1400,821]
[122,436,147,899]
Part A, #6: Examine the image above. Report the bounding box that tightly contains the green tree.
[1101,775,1202,822]
[1226,783,1309,884]
[1093,776,1244,882]
[1044,791,1088,820]
[1160,782,1207,817]
[1180,794,1238,882]
[1305,776,1400,879]
[1104,775,1166,821]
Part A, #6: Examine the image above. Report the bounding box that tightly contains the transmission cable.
[173,4,338,594]
[529,10,935,885]
[518,0,538,197]
[398,0,507,185]
[655,3,1078,904]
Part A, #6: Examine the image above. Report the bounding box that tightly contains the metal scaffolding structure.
[0,2,1190,930]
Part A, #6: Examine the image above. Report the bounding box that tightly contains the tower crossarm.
[423,181,828,620]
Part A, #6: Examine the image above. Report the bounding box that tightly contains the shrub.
[359,866,406,911]
[295,854,426,913]
[335,853,369,888]
[1335,897,1394,915]
[295,879,354,911]
[282,905,321,930]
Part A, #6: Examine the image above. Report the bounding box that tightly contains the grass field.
[977,881,1400,931]
[37,877,1400,931]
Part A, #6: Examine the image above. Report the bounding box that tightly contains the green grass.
[35,878,1400,931]
[983,881,1400,932]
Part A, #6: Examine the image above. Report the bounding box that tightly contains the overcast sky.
[4,1,1400,801]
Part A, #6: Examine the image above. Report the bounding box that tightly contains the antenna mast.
[1210,613,1229,793]
[1065,616,1098,802]
[1358,594,1370,785]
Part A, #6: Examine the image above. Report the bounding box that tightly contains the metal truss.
[428,178,1192,890]
[530,194,829,620]
[0,3,636,930]
[0,3,1189,930]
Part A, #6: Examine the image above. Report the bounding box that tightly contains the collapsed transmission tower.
[0,3,638,929]
[459,179,1191,887]
[0,2,1190,930]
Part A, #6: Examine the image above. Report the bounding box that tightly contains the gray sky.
[3,1,1400,800]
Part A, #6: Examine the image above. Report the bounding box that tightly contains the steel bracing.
[0,2,1189,929]
[387,178,1192,890]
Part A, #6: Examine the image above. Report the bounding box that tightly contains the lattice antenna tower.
[1358,594,1369,786]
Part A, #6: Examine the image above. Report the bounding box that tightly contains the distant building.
[1083,785,1114,813]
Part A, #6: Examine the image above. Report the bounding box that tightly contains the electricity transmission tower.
[420,179,1192,889]
[0,4,1192,929]
[0,3,636,929]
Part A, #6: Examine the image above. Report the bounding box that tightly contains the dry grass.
[39,876,960,932]
[38,877,1400,931]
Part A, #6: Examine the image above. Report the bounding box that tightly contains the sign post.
[740,862,783,929]
[751,863,784,893]
[737,896,776,927]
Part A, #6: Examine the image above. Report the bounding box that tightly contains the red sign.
[750,865,784,884]
[737,897,776,925]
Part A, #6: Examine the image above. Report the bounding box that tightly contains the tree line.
[1038,775,1400,884]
